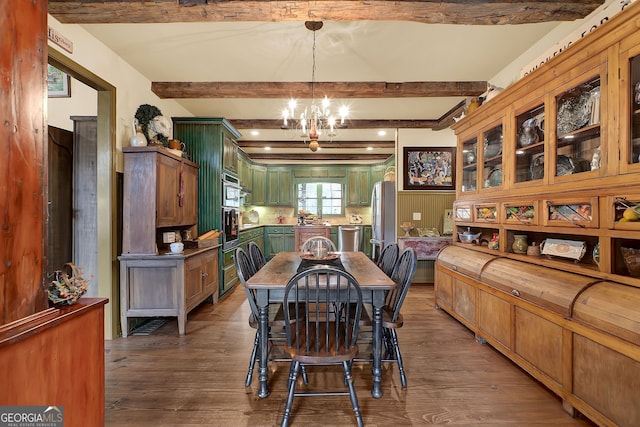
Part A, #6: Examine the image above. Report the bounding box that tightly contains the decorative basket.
[48,263,90,308]
[383,166,396,182]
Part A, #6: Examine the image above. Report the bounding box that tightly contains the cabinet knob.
[452,266,457,271]
[511,289,520,297]
[201,272,208,280]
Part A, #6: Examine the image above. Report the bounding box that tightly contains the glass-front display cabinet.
[461,137,477,193]
[481,123,503,190]
[514,103,545,184]
[553,75,601,180]
[621,46,640,173]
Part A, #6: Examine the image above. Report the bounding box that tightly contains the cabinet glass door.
[554,76,601,178]
[482,124,503,189]
[461,137,477,193]
[515,104,545,183]
[629,54,640,165]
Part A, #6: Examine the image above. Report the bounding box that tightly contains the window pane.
[297,182,343,216]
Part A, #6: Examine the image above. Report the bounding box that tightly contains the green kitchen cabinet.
[252,165,267,206]
[266,168,292,206]
[283,227,295,251]
[172,117,242,299]
[362,226,373,258]
[265,226,285,258]
[223,132,238,174]
[347,167,371,206]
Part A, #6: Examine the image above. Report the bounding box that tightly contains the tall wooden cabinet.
[172,117,242,299]
[119,147,219,336]
[437,4,640,426]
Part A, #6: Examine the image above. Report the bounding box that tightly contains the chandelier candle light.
[282,21,349,152]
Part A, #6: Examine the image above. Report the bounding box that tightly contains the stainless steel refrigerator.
[370,180,396,259]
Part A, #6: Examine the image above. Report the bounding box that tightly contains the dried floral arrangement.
[48,263,90,307]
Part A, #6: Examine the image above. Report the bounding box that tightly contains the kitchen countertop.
[240,223,369,230]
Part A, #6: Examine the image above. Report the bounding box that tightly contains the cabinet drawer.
[606,194,640,230]
[265,226,284,235]
[542,197,598,228]
[503,201,539,225]
[223,249,235,267]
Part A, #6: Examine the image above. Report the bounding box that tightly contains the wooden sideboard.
[0,298,108,426]
[119,245,219,337]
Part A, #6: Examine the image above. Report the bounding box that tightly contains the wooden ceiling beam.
[238,141,394,149]
[230,118,440,130]
[151,81,488,99]
[246,152,392,162]
[48,1,603,25]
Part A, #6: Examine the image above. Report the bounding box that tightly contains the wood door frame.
[48,46,119,338]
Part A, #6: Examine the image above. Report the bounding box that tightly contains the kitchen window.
[297,183,343,216]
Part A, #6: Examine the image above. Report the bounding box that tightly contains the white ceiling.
[81,20,561,162]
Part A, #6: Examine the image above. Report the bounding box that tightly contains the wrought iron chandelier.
[281,21,349,152]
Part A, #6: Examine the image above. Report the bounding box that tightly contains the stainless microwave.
[222,173,240,208]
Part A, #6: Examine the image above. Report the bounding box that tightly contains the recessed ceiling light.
[367,147,373,151]
[251,130,260,136]
[377,130,386,137]
[264,146,271,151]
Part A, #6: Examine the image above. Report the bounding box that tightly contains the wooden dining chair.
[376,242,399,277]
[300,236,337,253]
[280,266,364,427]
[381,247,417,387]
[234,247,287,387]
[248,241,267,271]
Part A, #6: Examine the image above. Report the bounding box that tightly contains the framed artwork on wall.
[47,64,71,98]
[403,146,456,190]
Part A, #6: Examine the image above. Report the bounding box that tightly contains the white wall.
[48,77,97,130]
[47,15,193,172]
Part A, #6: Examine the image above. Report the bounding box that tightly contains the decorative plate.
[518,117,540,147]
[556,155,575,176]
[557,91,591,135]
[483,129,503,158]
[248,210,259,223]
[487,166,502,187]
[300,252,341,262]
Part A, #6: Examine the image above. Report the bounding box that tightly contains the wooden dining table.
[245,251,396,399]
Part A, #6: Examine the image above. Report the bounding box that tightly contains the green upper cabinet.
[252,165,267,205]
[293,167,346,179]
[238,152,252,191]
[172,117,241,234]
[371,164,386,185]
[222,133,238,174]
[347,167,371,206]
[266,168,292,206]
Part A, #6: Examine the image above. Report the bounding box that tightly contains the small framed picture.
[403,146,456,190]
[47,65,71,98]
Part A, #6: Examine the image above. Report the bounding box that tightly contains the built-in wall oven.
[222,173,240,251]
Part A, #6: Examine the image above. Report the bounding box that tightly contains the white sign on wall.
[520,0,635,78]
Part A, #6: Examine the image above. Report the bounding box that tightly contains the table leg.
[371,304,384,398]
[257,302,270,398]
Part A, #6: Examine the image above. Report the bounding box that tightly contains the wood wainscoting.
[397,191,456,283]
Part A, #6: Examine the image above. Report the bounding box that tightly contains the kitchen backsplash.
[240,206,372,226]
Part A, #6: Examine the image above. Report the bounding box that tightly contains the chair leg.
[301,364,309,385]
[390,329,407,388]
[281,361,300,427]
[342,361,364,427]
[245,329,260,387]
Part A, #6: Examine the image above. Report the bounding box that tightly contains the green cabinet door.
[252,165,267,205]
[266,168,292,206]
[283,227,295,251]
[362,226,373,258]
[347,168,371,206]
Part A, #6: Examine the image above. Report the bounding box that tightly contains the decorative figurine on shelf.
[488,233,499,250]
[130,118,147,147]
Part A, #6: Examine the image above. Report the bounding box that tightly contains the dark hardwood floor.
[105,284,595,426]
